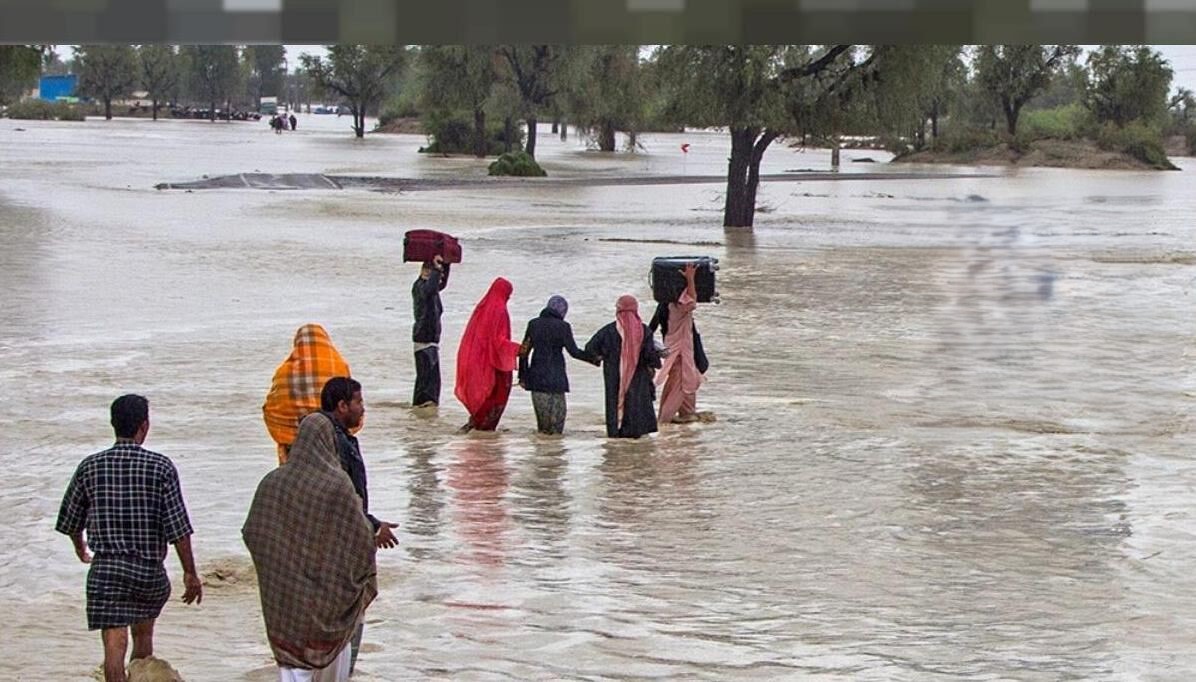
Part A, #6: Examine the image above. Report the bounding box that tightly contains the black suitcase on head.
[650,256,719,304]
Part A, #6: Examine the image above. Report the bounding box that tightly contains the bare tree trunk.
[560,122,567,141]
[152,99,159,121]
[504,117,514,153]
[551,119,559,134]
[473,108,487,158]
[831,133,841,168]
[525,116,538,158]
[598,120,616,152]
[723,127,756,228]
[209,100,216,122]
[104,97,112,121]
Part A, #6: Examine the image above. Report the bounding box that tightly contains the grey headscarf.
[546,295,568,318]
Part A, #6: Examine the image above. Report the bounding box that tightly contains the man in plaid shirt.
[56,394,203,682]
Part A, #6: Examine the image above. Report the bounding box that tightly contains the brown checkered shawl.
[243,413,378,670]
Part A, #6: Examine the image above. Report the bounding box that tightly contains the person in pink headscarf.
[456,278,523,431]
[584,295,663,438]
[655,264,704,424]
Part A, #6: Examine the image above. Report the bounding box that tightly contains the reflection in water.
[509,438,571,560]
[404,444,446,562]
[447,436,511,568]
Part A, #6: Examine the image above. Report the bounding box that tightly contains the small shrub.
[488,151,546,177]
[1096,121,1177,169]
[5,99,85,121]
[934,127,1000,154]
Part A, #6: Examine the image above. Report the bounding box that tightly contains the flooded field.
[0,113,1193,680]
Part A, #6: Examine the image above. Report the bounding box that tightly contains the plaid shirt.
[55,442,193,563]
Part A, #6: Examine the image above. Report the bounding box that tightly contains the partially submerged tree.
[74,45,137,120]
[301,46,406,138]
[657,45,891,229]
[974,45,1080,136]
[1084,45,1173,128]
[138,45,179,120]
[420,46,499,157]
[497,45,565,159]
[182,45,241,122]
[563,46,646,152]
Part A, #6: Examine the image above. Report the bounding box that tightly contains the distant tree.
[563,46,646,152]
[301,46,406,138]
[0,45,44,105]
[245,45,285,110]
[496,45,566,159]
[1084,45,1173,128]
[1027,60,1088,110]
[1169,87,1195,127]
[138,45,179,120]
[974,45,1081,136]
[74,45,138,120]
[657,45,896,228]
[181,45,241,122]
[420,46,499,157]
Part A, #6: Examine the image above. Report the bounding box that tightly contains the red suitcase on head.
[403,229,463,264]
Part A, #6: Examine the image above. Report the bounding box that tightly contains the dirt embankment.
[372,116,425,135]
[894,138,1179,170]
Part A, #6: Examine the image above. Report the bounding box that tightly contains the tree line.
[3,44,1192,229]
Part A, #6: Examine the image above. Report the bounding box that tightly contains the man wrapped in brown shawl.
[243,412,378,670]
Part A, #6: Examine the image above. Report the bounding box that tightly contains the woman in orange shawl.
[455,278,522,432]
[263,324,351,464]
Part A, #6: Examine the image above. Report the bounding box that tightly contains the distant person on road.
[289,113,297,131]
[517,294,595,434]
[653,264,705,424]
[584,295,663,439]
[456,277,522,432]
[263,324,352,464]
[412,255,450,407]
[55,394,202,682]
[243,412,377,682]
[320,377,397,674]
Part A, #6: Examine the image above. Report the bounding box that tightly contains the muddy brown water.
[1,114,1193,680]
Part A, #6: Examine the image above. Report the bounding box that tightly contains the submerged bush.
[5,99,85,121]
[487,151,546,177]
[1095,121,1178,169]
[418,109,523,156]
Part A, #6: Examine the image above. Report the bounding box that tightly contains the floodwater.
[0,113,1193,681]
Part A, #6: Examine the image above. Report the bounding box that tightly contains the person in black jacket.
[320,376,398,674]
[412,255,450,407]
[517,295,595,434]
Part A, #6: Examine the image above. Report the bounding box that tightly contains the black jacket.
[412,265,449,343]
[324,412,380,532]
[518,308,592,394]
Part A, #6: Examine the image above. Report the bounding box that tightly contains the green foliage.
[1019,104,1086,141]
[932,127,1001,154]
[1084,45,1173,129]
[1094,121,1177,169]
[74,45,138,118]
[245,45,286,104]
[4,99,86,121]
[561,46,646,149]
[974,45,1081,135]
[1027,61,1088,110]
[417,109,520,155]
[0,45,44,106]
[487,151,546,177]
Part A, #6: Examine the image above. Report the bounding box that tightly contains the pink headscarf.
[455,278,521,415]
[614,295,643,418]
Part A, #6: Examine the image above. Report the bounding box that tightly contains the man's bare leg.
[130,618,155,661]
[101,627,129,682]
